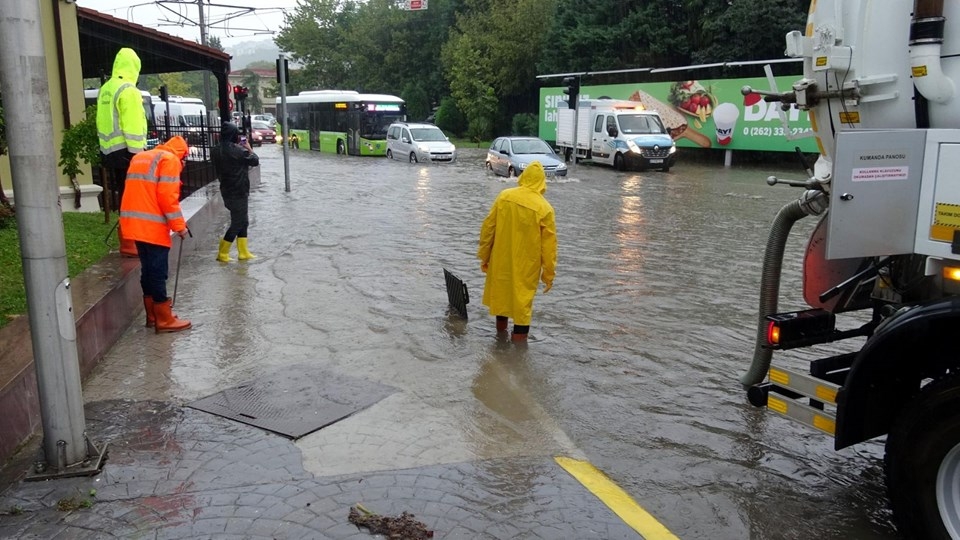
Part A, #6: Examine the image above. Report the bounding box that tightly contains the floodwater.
[155,144,897,538]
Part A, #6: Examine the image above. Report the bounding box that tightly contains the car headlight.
[627,140,641,154]
[557,162,567,170]
[518,162,528,170]
[418,144,430,152]
[669,144,677,154]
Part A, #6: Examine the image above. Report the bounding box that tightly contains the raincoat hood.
[157,136,188,160]
[111,48,141,83]
[518,161,547,194]
[221,122,240,144]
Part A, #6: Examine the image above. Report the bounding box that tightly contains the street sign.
[408,0,427,10]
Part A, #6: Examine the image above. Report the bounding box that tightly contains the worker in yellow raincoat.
[477,161,557,342]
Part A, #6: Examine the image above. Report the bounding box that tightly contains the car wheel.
[508,166,516,178]
[387,150,393,159]
[337,140,345,155]
[886,375,960,540]
[661,166,671,173]
[409,152,418,163]
[486,161,493,171]
[614,153,625,171]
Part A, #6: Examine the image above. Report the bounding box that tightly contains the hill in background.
[226,38,280,70]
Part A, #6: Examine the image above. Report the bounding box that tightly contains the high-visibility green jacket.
[96,48,146,156]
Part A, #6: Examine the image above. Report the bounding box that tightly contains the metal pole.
[198,0,212,111]
[279,53,291,192]
[0,0,89,467]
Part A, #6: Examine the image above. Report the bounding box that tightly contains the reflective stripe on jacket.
[96,48,146,155]
[119,141,186,248]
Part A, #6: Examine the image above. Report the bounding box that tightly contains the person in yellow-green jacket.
[477,161,557,343]
[96,47,147,257]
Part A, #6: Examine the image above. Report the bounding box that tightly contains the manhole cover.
[187,366,396,439]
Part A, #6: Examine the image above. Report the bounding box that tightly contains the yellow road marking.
[555,456,680,539]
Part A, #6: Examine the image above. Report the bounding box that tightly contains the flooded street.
[93,143,898,539]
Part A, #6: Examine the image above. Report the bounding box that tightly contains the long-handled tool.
[171,228,192,308]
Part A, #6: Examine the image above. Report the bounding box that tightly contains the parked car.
[486,137,568,177]
[386,122,456,163]
[250,120,277,146]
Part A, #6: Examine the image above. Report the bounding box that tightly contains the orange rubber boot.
[144,296,156,328]
[153,299,192,333]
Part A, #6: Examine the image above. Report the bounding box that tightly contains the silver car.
[386,122,457,163]
[486,137,568,177]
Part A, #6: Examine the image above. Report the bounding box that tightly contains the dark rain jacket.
[212,122,259,200]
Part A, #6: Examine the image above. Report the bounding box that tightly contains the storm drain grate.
[187,366,396,439]
[443,268,469,319]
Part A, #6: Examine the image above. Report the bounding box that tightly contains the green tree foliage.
[207,35,225,51]
[511,113,537,136]
[240,70,263,113]
[401,83,430,121]
[695,0,810,63]
[58,105,100,180]
[434,96,467,136]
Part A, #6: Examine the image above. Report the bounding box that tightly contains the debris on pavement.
[348,503,434,539]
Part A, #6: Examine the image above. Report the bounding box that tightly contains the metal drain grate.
[187,366,396,439]
[443,268,469,319]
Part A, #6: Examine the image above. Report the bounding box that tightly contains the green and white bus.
[277,90,406,156]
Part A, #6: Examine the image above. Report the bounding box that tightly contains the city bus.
[276,90,406,156]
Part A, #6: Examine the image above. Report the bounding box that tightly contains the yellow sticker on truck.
[931,202,960,241]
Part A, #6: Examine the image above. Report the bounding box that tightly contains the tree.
[207,35,225,51]
[695,0,809,63]
[401,82,430,121]
[240,70,263,113]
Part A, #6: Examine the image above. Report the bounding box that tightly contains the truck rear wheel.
[885,376,960,540]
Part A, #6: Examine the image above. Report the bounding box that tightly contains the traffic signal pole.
[0,0,106,479]
[278,54,290,192]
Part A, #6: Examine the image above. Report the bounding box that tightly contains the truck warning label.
[931,203,960,241]
[851,166,909,182]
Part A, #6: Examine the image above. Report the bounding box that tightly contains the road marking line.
[555,456,679,540]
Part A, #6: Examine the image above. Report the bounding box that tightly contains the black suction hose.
[741,198,810,387]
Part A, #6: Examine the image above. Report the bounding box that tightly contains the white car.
[385,122,456,163]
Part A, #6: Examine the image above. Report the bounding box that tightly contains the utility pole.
[279,53,290,192]
[0,0,105,478]
[197,0,212,116]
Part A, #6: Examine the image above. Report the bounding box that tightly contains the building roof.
[76,7,232,80]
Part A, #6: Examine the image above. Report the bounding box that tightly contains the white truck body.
[555,98,677,171]
[743,1,960,537]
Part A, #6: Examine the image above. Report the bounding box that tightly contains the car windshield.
[410,127,447,142]
[511,139,553,154]
[618,114,666,134]
[252,121,272,130]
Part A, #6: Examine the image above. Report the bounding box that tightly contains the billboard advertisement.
[539,76,819,153]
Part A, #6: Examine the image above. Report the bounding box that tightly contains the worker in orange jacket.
[119,136,192,333]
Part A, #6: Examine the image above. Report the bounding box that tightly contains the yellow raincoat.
[477,161,557,326]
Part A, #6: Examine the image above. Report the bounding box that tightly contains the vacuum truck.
[743,1,960,537]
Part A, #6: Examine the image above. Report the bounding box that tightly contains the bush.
[433,97,467,137]
[510,113,538,136]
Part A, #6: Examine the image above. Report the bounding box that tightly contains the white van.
[153,96,208,146]
[385,122,456,163]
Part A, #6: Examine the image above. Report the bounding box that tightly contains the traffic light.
[233,85,243,100]
[159,84,168,102]
[562,76,579,109]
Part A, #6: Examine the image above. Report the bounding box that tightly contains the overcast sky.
[75,0,298,47]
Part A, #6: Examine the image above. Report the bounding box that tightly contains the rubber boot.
[496,316,508,332]
[511,332,529,343]
[216,239,234,262]
[143,296,155,328]
[118,224,138,258]
[237,237,257,260]
[153,299,191,333]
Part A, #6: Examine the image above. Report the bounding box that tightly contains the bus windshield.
[362,112,405,140]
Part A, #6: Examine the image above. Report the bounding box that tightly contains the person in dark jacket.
[212,122,260,262]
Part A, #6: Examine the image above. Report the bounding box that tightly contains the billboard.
[539,76,819,153]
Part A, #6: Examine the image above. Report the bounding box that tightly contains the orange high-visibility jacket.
[119,136,188,248]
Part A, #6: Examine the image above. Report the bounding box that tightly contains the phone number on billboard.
[742,127,813,137]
